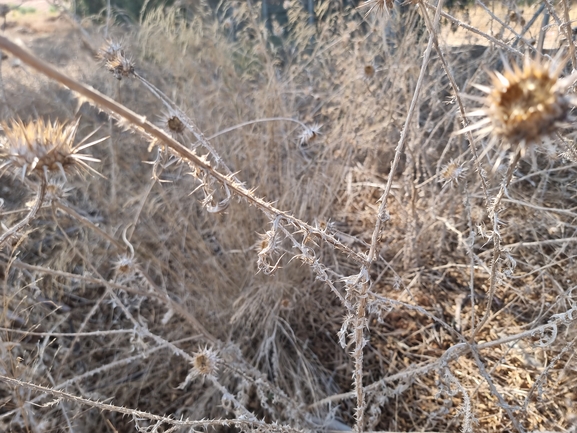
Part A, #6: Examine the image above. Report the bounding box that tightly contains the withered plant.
[1,1,577,433]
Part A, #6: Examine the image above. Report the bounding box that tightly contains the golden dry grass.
[1,1,577,432]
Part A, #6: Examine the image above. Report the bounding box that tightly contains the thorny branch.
[0,35,366,264]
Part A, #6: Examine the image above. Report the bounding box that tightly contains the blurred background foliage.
[73,0,537,21]
[74,0,176,19]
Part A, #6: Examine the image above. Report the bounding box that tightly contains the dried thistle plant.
[158,109,186,138]
[0,118,103,180]
[439,159,467,187]
[179,347,220,389]
[463,54,577,156]
[299,123,322,146]
[98,40,135,80]
[358,0,394,17]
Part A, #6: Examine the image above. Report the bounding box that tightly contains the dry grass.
[1,1,577,432]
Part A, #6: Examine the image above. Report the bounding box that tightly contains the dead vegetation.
[1,1,577,432]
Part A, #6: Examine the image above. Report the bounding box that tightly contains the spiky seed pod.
[178,347,219,389]
[439,160,467,186]
[108,57,135,80]
[358,0,394,17]
[158,110,186,138]
[299,123,322,146]
[192,348,219,376]
[113,254,137,276]
[44,181,73,203]
[463,54,577,155]
[98,40,135,80]
[0,118,102,180]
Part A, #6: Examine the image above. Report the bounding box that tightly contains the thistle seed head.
[178,347,220,389]
[463,53,577,155]
[299,123,322,146]
[358,0,394,17]
[192,347,219,377]
[44,180,73,203]
[0,118,102,181]
[99,40,135,80]
[113,254,138,277]
[158,110,186,138]
[439,160,467,187]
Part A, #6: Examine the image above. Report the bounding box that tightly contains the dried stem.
[352,270,370,432]
[366,2,438,264]
[0,375,304,433]
[0,178,46,247]
[0,35,365,263]
[561,0,577,70]
[418,0,489,202]
[472,150,521,339]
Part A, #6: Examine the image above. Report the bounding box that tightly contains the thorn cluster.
[0,118,101,180]
[99,40,135,80]
[358,0,394,17]
[463,54,577,155]
[439,160,467,186]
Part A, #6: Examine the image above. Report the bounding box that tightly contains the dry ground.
[1,2,577,433]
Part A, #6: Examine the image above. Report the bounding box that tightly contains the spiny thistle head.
[98,40,135,80]
[158,110,186,138]
[0,118,102,181]
[358,0,394,17]
[192,347,219,376]
[439,160,467,187]
[299,123,322,146]
[113,254,138,277]
[178,347,219,389]
[463,53,577,155]
[44,180,73,203]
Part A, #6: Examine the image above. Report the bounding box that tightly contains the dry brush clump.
[1,0,577,432]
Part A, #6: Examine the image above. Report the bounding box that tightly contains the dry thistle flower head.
[98,40,135,80]
[158,110,186,138]
[299,123,322,146]
[439,160,467,186]
[0,118,103,181]
[193,347,219,376]
[44,180,73,203]
[113,254,138,277]
[178,347,220,389]
[358,0,394,17]
[463,53,577,155]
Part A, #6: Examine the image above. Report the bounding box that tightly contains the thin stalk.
[472,151,521,339]
[0,178,46,247]
[352,273,369,432]
[0,375,305,433]
[418,0,489,202]
[205,117,307,141]
[561,0,577,70]
[367,0,443,264]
